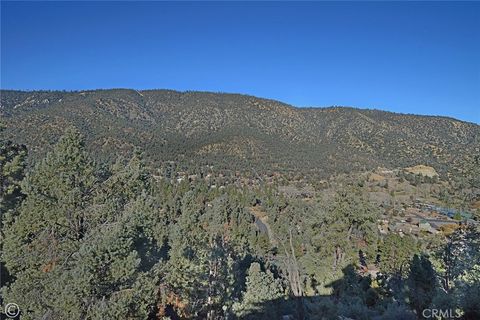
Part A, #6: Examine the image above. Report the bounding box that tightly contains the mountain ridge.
[2,88,478,125]
[1,89,478,178]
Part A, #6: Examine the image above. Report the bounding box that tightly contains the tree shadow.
[157,264,372,319]
[237,295,333,320]
[238,264,414,320]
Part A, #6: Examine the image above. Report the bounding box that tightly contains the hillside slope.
[1,89,478,177]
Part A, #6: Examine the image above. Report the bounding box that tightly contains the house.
[419,221,437,234]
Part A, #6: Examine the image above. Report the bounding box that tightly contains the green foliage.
[373,302,416,320]
[3,128,96,273]
[407,254,437,315]
[232,262,285,319]
[0,130,28,288]
[1,129,165,319]
[163,234,238,318]
[306,186,380,278]
[0,135,27,218]
[378,233,419,276]
[437,225,480,292]
[337,298,374,320]
[1,126,478,319]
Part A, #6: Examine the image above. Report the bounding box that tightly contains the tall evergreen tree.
[378,233,418,277]
[2,128,97,319]
[407,254,437,316]
[439,225,480,292]
[232,262,285,319]
[0,123,28,312]
[0,139,27,218]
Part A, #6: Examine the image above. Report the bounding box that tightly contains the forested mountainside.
[1,90,480,319]
[1,89,478,177]
[1,128,479,319]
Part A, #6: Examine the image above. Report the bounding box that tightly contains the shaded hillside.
[1,89,478,176]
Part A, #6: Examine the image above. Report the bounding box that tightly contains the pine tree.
[407,254,437,315]
[0,139,27,218]
[68,195,164,319]
[439,224,480,292]
[163,211,237,318]
[2,128,170,319]
[92,148,151,223]
[315,186,380,273]
[233,262,285,319]
[0,128,28,289]
[379,233,418,277]
[2,127,97,319]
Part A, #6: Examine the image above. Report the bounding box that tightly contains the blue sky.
[1,1,479,123]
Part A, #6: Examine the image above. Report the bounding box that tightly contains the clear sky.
[1,1,479,123]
